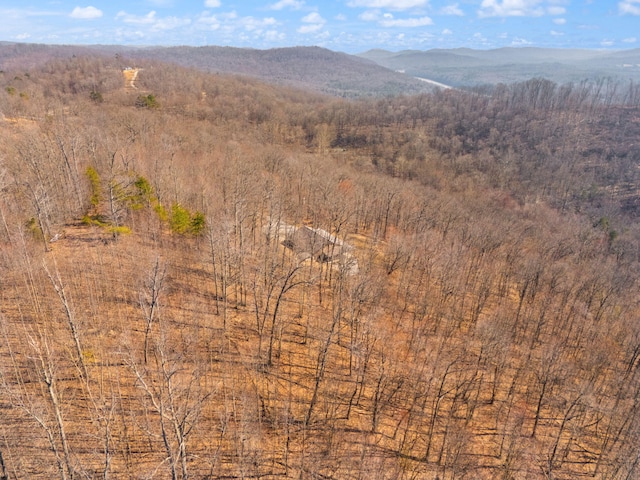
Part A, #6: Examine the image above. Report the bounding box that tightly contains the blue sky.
[0,1,638,53]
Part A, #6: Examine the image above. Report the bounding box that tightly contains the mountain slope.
[123,45,435,97]
[0,42,434,98]
[358,47,640,87]
[1,52,640,480]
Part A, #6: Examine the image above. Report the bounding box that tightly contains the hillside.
[358,47,640,87]
[0,42,434,98]
[124,45,435,97]
[1,54,640,479]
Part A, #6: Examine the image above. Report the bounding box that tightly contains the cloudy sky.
[1,1,638,53]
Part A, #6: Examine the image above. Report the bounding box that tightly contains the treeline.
[0,43,434,99]
[0,56,639,479]
[303,78,640,222]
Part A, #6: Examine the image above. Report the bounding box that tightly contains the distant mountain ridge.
[0,42,434,98]
[125,45,436,97]
[358,47,640,87]
[3,42,639,95]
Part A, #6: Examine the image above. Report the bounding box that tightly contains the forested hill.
[1,54,640,479]
[359,47,640,87]
[0,42,434,98]
[124,45,435,97]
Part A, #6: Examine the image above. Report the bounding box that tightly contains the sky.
[0,1,638,53]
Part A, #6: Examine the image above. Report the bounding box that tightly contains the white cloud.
[196,13,281,45]
[357,9,433,26]
[619,0,640,15]
[116,11,157,25]
[601,39,614,46]
[547,6,565,15]
[241,16,277,31]
[302,12,325,23]
[297,23,323,33]
[196,10,239,28]
[0,8,45,19]
[147,0,174,6]
[298,11,325,33]
[197,13,219,26]
[205,0,222,7]
[553,17,566,24]
[478,0,545,18]
[115,10,190,31]
[440,3,464,16]
[359,10,380,21]
[442,28,453,34]
[114,27,146,41]
[473,32,488,43]
[550,29,563,35]
[15,33,31,40]
[151,16,191,30]
[70,6,103,19]
[268,0,304,10]
[512,36,532,45]
[380,15,433,27]
[264,29,286,41]
[347,0,429,10]
[623,36,637,43]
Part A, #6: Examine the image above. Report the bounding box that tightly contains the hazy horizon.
[1,1,638,54]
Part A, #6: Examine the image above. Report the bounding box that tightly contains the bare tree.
[139,256,167,365]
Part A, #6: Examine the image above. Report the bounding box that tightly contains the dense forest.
[1,53,640,479]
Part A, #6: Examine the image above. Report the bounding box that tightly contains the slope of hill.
[0,41,128,72]
[359,47,640,87]
[1,53,640,479]
[125,45,436,97]
[0,42,434,98]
